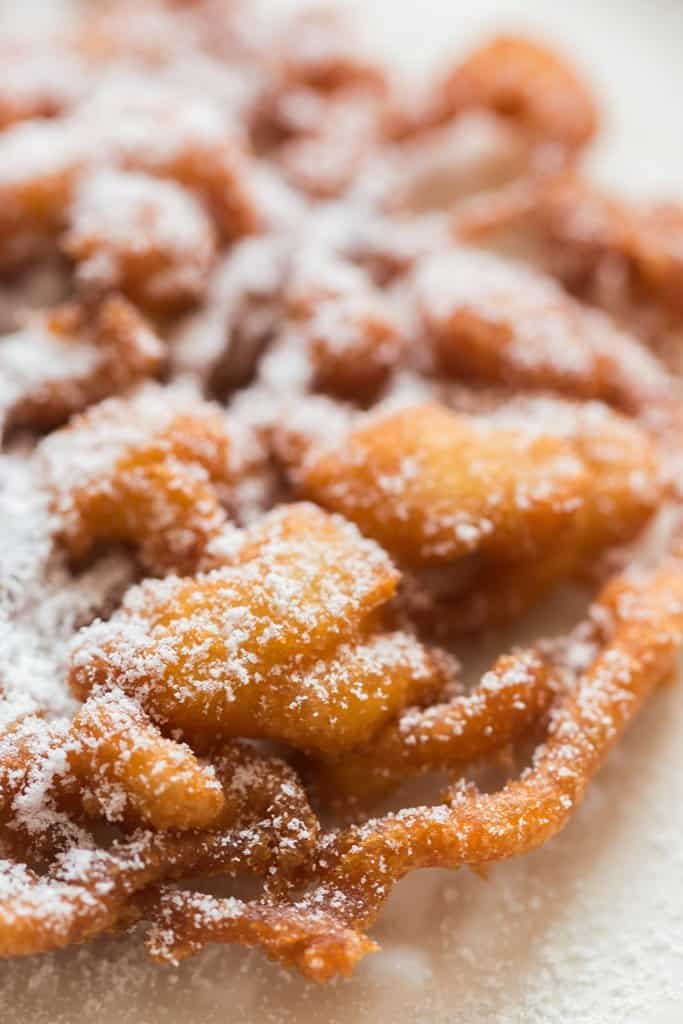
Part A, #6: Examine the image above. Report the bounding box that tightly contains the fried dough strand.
[206,241,406,404]
[299,400,660,598]
[69,503,448,755]
[399,36,597,152]
[147,889,377,980]
[151,559,683,979]
[0,694,225,849]
[301,402,588,566]
[291,273,404,403]
[0,75,260,276]
[456,173,683,329]
[38,386,247,575]
[298,400,662,631]
[69,691,225,831]
[74,77,262,241]
[64,169,216,314]
[314,648,553,808]
[0,744,319,957]
[1,297,164,440]
[416,246,676,423]
[0,120,83,270]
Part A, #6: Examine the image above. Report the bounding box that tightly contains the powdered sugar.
[0,118,81,187]
[0,454,134,738]
[0,318,98,434]
[0,0,682,1019]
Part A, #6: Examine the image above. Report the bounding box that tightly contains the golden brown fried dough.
[75,78,261,240]
[298,400,661,630]
[276,252,405,401]
[69,503,445,755]
[68,691,225,831]
[459,174,683,320]
[39,386,243,575]
[64,170,216,314]
[0,694,224,842]
[435,36,597,151]
[152,560,683,978]
[315,648,552,807]
[1,297,164,439]
[301,401,659,567]
[416,246,675,419]
[0,121,83,270]
[0,744,319,957]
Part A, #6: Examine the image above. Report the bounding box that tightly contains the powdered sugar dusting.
[0,455,135,731]
[65,169,215,304]
[1,0,683,1020]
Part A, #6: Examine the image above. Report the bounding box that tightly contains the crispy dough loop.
[415,246,676,422]
[428,36,597,152]
[38,386,245,575]
[151,561,683,977]
[69,503,447,755]
[63,169,217,315]
[0,743,319,958]
[312,561,683,914]
[1,296,164,440]
[314,648,553,808]
[298,401,661,631]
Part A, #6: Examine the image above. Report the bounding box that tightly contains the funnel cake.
[415,246,675,419]
[455,173,683,338]
[38,385,255,575]
[64,169,216,314]
[401,35,597,152]
[148,559,683,979]
[0,296,164,439]
[69,503,447,755]
[1,0,683,987]
[293,400,661,630]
